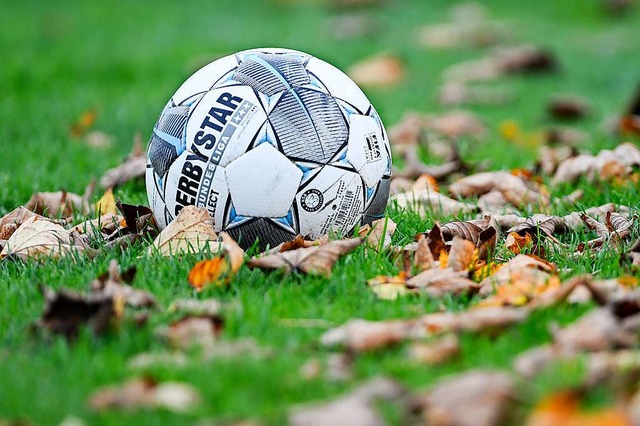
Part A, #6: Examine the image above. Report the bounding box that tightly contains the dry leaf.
[479,254,555,295]
[70,212,123,235]
[424,110,486,138]
[188,232,244,290]
[69,109,96,138]
[526,392,630,426]
[247,238,362,277]
[392,188,478,216]
[410,370,518,426]
[90,259,156,308]
[89,377,200,413]
[25,190,88,219]
[100,134,146,188]
[148,206,217,256]
[161,314,224,350]
[547,95,590,120]
[0,216,80,261]
[553,142,640,184]
[505,231,533,254]
[84,130,114,149]
[439,82,514,106]
[622,238,640,269]
[406,267,479,298]
[348,54,404,88]
[620,85,640,136]
[321,318,413,352]
[358,217,396,250]
[449,171,549,207]
[367,273,414,300]
[37,287,116,340]
[289,377,404,426]
[553,308,635,353]
[168,298,222,316]
[408,334,460,365]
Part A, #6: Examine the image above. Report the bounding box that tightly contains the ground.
[1,0,639,424]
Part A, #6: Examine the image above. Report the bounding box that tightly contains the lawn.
[1,0,640,424]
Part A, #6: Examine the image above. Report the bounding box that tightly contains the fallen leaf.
[449,171,549,207]
[289,377,404,426]
[553,142,640,184]
[553,308,635,353]
[424,110,486,138]
[505,231,533,254]
[95,188,117,215]
[168,298,222,316]
[479,254,555,296]
[247,238,362,277]
[348,54,404,88]
[161,314,224,350]
[25,190,88,219]
[70,212,123,236]
[622,238,640,268]
[37,286,116,339]
[89,377,200,413]
[408,334,460,365]
[90,259,156,308]
[526,391,630,426]
[367,273,414,300]
[619,85,640,136]
[358,217,396,250]
[83,130,114,149]
[392,188,478,217]
[406,267,480,298]
[439,82,514,106]
[69,109,96,138]
[100,134,146,188]
[547,95,591,120]
[148,206,217,256]
[188,232,244,290]
[0,216,81,261]
[410,370,519,426]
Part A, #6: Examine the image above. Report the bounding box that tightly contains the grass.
[1,0,640,424]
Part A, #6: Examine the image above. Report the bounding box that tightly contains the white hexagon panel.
[345,115,387,188]
[295,165,364,238]
[185,86,267,167]
[225,143,303,217]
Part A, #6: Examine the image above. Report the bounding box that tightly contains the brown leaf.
[90,259,156,308]
[479,254,555,297]
[392,188,478,216]
[620,85,640,136]
[38,286,116,339]
[358,217,396,250]
[622,238,640,268]
[168,298,222,316]
[449,171,549,207]
[439,82,514,107]
[25,190,88,219]
[526,391,630,426]
[100,134,146,188]
[0,216,80,261]
[89,377,200,413]
[406,267,479,298]
[247,238,362,277]
[347,54,404,88]
[424,110,486,138]
[414,236,435,272]
[408,334,460,365]
[553,308,635,353]
[83,130,114,149]
[493,44,558,74]
[553,142,640,184]
[148,206,217,256]
[115,201,156,237]
[290,377,404,426]
[410,370,519,426]
[70,212,123,235]
[446,237,476,271]
[547,95,590,120]
[162,314,224,350]
[321,307,527,352]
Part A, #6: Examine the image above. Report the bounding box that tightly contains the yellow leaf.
[95,188,117,216]
[499,120,521,141]
[505,232,533,254]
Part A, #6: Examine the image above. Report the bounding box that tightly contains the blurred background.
[1,0,639,212]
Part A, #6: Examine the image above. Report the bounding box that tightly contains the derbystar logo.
[174,92,255,216]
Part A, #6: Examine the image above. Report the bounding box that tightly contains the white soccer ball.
[146,48,391,249]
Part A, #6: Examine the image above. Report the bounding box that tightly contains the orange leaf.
[526,392,630,426]
[188,258,230,290]
[505,232,533,254]
[70,109,97,138]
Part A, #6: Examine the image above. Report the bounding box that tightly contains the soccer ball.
[146,48,391,250]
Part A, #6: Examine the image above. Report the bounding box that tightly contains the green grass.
[1,0,640,424]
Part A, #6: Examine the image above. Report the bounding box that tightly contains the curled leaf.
[148,206,217,256]
[247,238,362,277]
